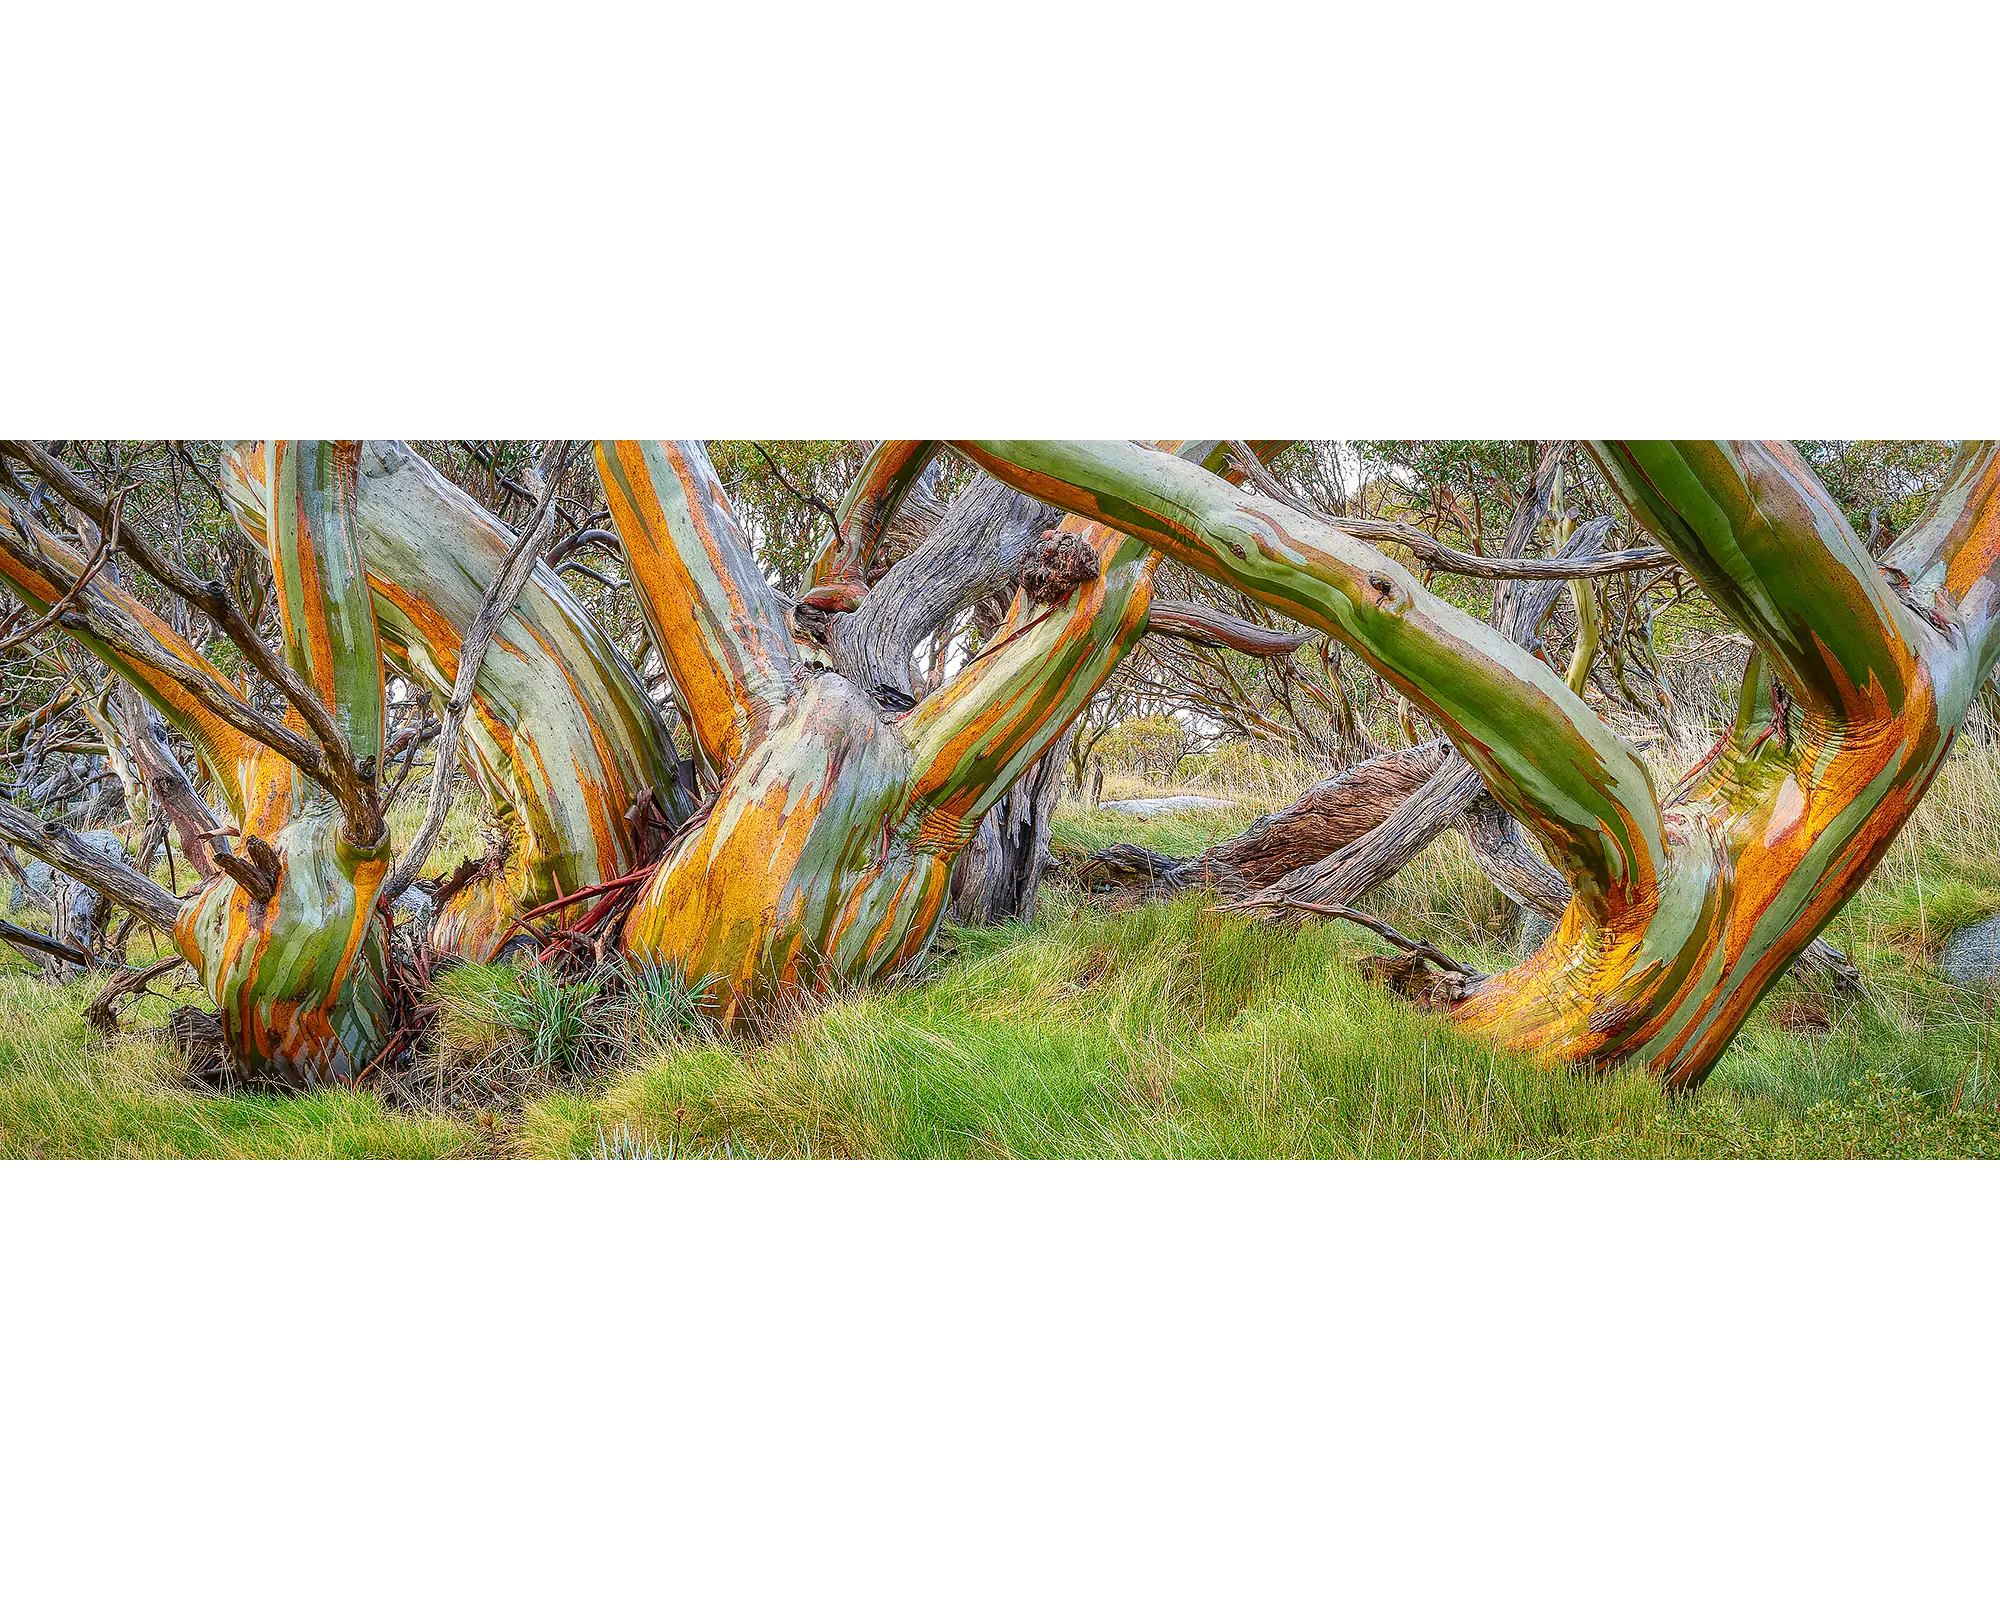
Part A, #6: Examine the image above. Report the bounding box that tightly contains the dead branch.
[82,954,187,1034]
[1144,599,1312,656]
[0,917,93,969]
[1256,896,1480,977]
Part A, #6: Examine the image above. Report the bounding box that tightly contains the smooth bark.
[959,438,1968,1087]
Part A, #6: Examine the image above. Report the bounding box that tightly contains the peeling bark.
[602,441,1163,1018]
[821,470,1060,706]
[221,441,685,960]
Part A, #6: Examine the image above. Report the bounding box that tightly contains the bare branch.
[1144,599,1312,657]
[750,441,841,535]
[0,917,93,969]
[0,797,182,932]
[1254,896,1480,978]
[82,953,188,1033]
[1341,519,1672,580]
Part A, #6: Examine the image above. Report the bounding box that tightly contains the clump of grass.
[1868,878,1997,955]
[0,971,469,1158]
[414,961,616,1110]
[582,1121,664,1159]
[492,966,609,1078]
[576,1118,762,1159]
[416,955,719,1116]
[428,962,519,1064]
[617,959,721,1048]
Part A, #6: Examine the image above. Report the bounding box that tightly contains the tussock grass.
[515,890,2000,1160]
[9,748,2000,1158]
[0,972,470,1158]
[406,955,720,1116]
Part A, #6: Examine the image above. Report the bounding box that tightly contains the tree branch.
[1339,521,1673,580]
[1,439,377,823]
[825,472,1059,705]
[0,797,182,932]
[1143,599,1311,657]
[955,440,1664,924]
[595,441,801,776]
[0,917,94,970]
[802,440,943,608]
[1588,440,1919,721]
[0,482,296,810]
[1255,897,1479,977]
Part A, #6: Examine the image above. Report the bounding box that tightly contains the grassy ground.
[7,751,2000,1158]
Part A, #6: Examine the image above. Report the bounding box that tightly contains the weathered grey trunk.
[113,682,219,875]
[950,744,1064,924]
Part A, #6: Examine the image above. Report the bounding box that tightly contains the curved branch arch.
[954,439,1997,1088]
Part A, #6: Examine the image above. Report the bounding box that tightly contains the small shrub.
[1668,1071,2000,1159]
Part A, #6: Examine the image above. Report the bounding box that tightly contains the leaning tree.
[954,439,2000,1088]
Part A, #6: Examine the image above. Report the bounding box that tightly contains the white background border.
[5,2,1998,1593]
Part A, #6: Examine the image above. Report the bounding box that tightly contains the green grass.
[1048,796,1265,864]
[8,748,2000,1158]
[510,890,2000,1159]
[0,971,472,1158]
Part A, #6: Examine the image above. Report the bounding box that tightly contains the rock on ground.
[1939,913,2000,988]
[1097,796,1239,818]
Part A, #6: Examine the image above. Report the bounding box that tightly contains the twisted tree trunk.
[219,441,686,959]
[599,441,1162,1019]
[959,438,1981,1088]
[173,441,396,1084]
